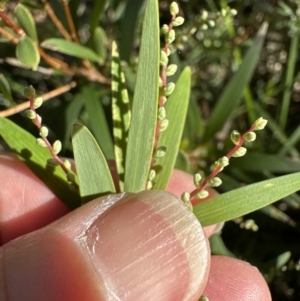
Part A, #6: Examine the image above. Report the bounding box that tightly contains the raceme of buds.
[170,2,179,15]
[254,117,268,130]
[231,130,241,145]
[232,146,247,157]
[243,132,256,142]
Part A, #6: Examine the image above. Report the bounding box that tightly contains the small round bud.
[67,172,75,182]
[166,64,178,76]
[254,117,268,130]
[201,10,208,20]
[232,146,247,157]
[221,8,227,17]
[170,2,179,15]
[64,159,72,171]
[243,132,256,142]
[218,156,229,167]
[164,82,175,96]
[158,107,166,121]
[201,24,208,30]
[196,190,209,199]
[33,97,43,109]
[208,176,222,187]
[193,173,202,187]
[154,146,167,158]
[146,180,153,190]
[36,138,47,148]
[199,296,209,301]
[172,16,184,27]
[181,191,190,202]
[166,29,175,44]
[24,85,35,98]
[160,119,169,132]
[47,158,59,167]
[148,169,156,181]
[52,140,62,155]
[230,9,238,16]
[160,50,169,66]
[231,130,241,145]
[39,126,49,138]
[25,109,36,119]
[161,24,169,35]
[208,20,215,27]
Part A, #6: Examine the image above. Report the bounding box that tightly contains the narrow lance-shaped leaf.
[83,85,115,160]
[0,117,81,209]
[15,3,38,42]
[111,41,131,192]
[124,0,160,192]
[16,36,40,70]
[203,22,268,141]
[0,74,14,105]
[193,172,300,227]
[92,27,107,63]
[41,38,103,63]
[153,67,191,190]
[72,123,115,204]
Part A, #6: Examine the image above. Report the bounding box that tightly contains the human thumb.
[0,190,210,301]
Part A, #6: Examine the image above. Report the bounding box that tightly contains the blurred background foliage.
[1,0,300,300]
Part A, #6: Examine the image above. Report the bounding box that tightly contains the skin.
[0,153,272,301]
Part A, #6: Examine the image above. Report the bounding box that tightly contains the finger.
[0,153,70,245]
[1,190,210,301]
[202,256,272,301]
[166,169,221,237]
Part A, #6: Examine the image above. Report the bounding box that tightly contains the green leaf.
[153,67,191,190]
[92,27,107,62]
[111,41,131,191]
[229,153,300,173]
[0,73,14,105]
[119,0,144,61]
[203,22,268,141]
[0,117,81,209]
[41,38,103,63]
[194,172,300,226]
[124,0,160,192]
[89,0,108,36]
[63,92,85,148]
[15,3,38,42]
[72,123,115,203]
[260,205,295,226]
[16,36,40,70]
[83,85,114,160]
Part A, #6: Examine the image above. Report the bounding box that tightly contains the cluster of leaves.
[1,0,300,299]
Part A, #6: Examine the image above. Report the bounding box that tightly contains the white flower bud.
[254,117,268,130]
[232,146,247,157]
[160,50,169,66]
[231,130,241,145]
[25,109,36,119]
[243,132,256,142]
[39,126,49,138]
[161,24,169,35]
[148,169,156,181]
[181,192,190,202]
[196,190,209,199]
[154,146,167,158]
[166,64,178,76]
[193,173,202,187]
[36,138,47,147]
[158,107,166,121]
[52,140,62,155]
[160,119,169,132]
[172,16,184,27]
[164,82,175,96]
[34,97,43,109]
[166,29,175,44]
[218,156,229,167]
[170,2,179,15]
[146,180,153,190]
[64,159,72,171]
[208,177,222,187]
